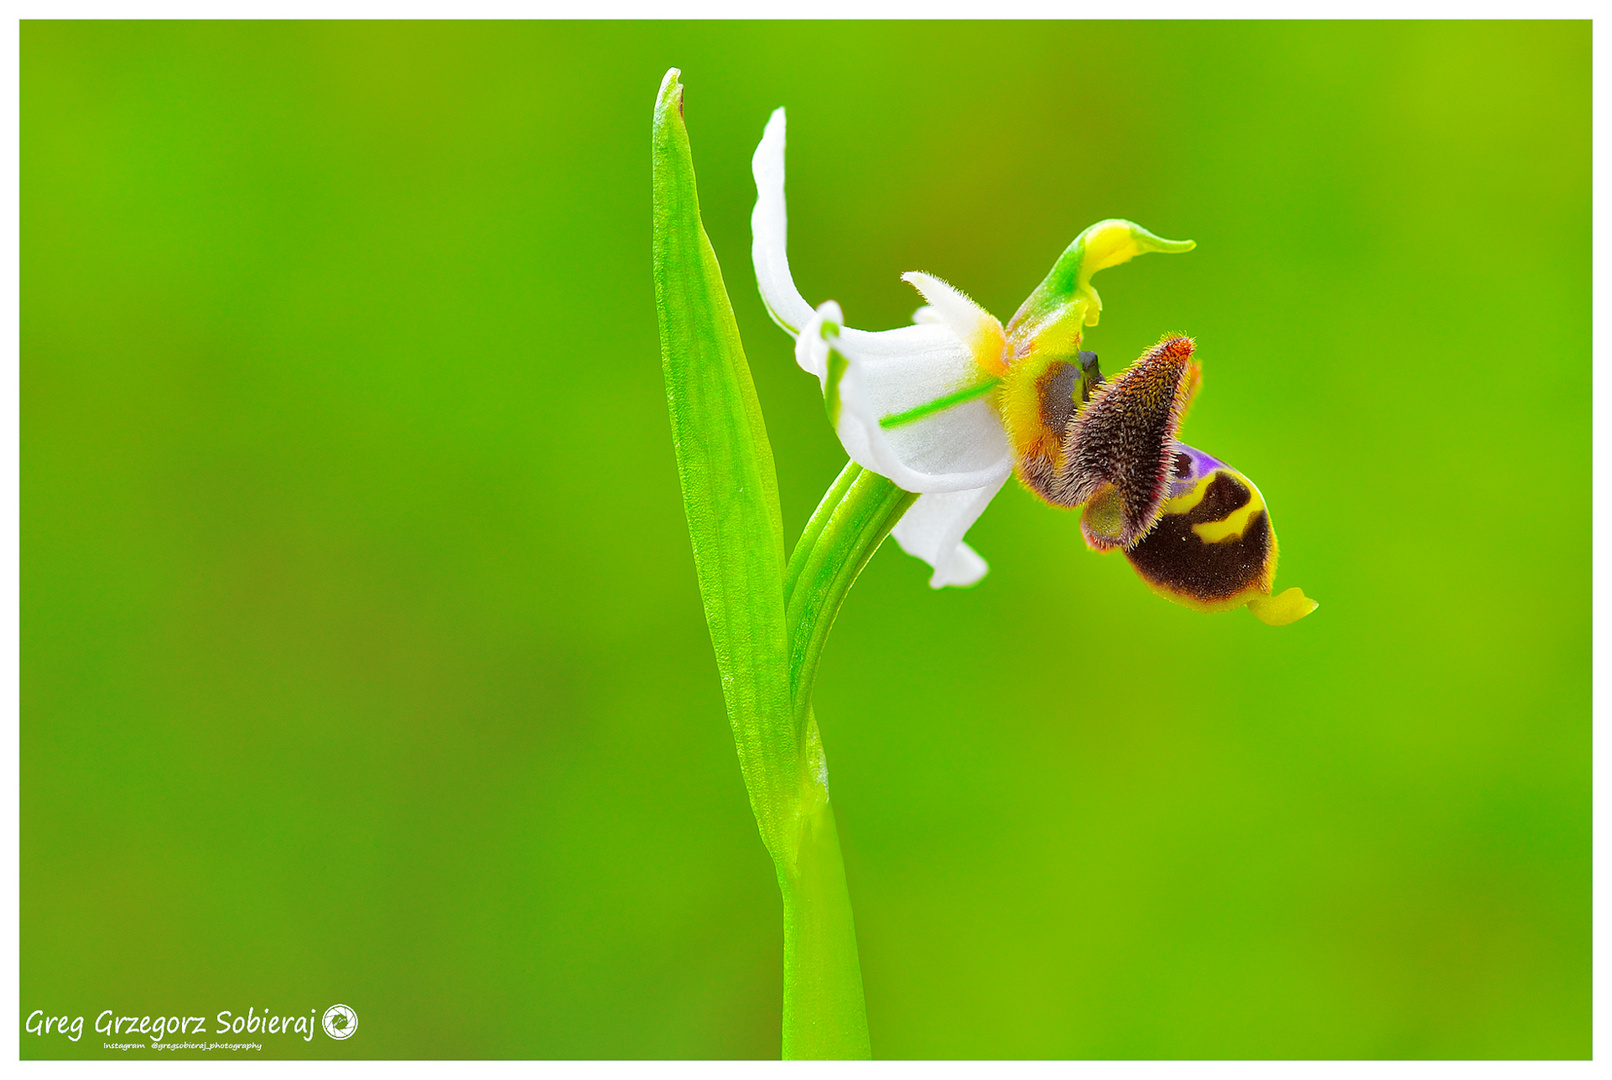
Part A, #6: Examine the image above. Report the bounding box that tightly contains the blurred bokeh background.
[23,21,1588,1058]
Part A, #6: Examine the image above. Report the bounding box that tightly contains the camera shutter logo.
[322,1004,358,1040]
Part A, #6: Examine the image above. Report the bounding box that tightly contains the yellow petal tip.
[1247,587,1318,627]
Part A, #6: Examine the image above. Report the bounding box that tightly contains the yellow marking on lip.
[1136,575,1267,615]
[1159,466,1268,544]
[1194,476,1265,543]
[1160,471,1214,515]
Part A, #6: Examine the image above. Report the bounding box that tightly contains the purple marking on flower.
[1167,443,1226,499]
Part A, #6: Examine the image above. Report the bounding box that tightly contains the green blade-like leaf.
[652,69,797,860]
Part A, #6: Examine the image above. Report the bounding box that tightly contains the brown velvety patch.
[1017,452,1058,504]
[1036,360,1080,444]
[1021,352,1107,505]
[1126,506,1272,603]
[1049,336,1197,548]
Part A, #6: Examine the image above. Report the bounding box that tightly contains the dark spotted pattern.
[1048,336,1197,550]
[1125,471,1272,603]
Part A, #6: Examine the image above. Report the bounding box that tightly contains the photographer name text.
[25,1007,327,1045]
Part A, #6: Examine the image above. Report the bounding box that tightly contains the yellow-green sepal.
[1005,219,1195,357]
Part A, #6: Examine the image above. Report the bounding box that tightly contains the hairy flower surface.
[752,108,1314,623]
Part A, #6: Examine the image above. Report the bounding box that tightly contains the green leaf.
[654,70,872,1058]
[652,69,798,861]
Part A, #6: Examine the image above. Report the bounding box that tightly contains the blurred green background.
[22,21,1588,1059]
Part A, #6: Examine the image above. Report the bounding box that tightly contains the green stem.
[785,460,863,603]
[776,464,917,1059]
[787,468,918,724]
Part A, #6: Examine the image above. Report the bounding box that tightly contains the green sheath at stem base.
[780,772,868,1059]
[777,464,917,1059]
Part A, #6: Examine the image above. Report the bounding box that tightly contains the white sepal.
[798,303,1013,496]
[750,108,815,337]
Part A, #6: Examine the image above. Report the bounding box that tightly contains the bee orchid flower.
[751,108,1315,625]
